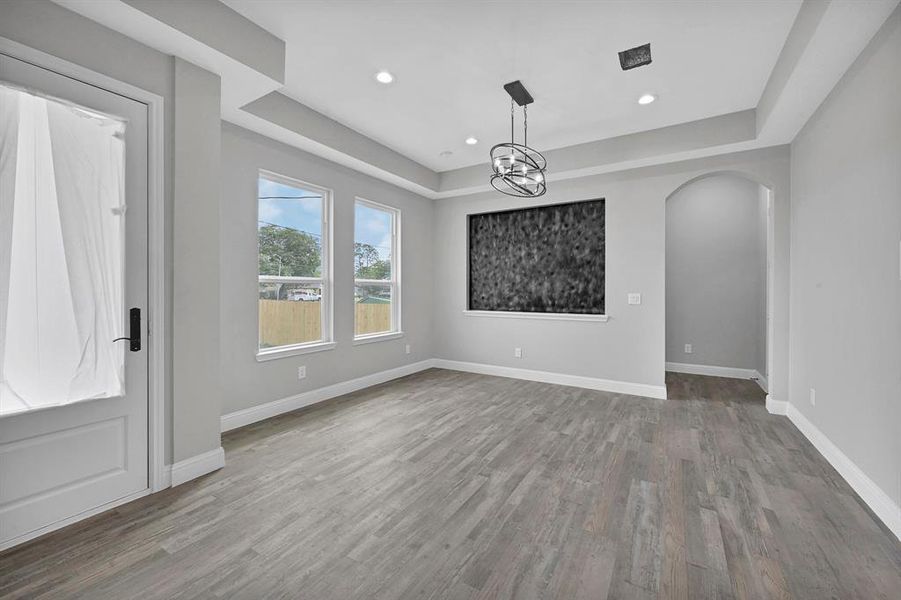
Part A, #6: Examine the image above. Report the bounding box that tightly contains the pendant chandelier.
[490,80,547,197]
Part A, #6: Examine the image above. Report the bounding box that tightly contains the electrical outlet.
[514,347,523,358]
[684,344,693,354]
[404,344,411,355]
[810,388,816,406]
[297,366,306,380]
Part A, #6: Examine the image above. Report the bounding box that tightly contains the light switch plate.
[627,293,641,305]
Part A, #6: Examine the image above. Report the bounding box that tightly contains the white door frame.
[0,37,167,496]
[765,187,775,392]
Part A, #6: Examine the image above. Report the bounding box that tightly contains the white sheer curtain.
[0,84,126,415]
[0,86,17,413]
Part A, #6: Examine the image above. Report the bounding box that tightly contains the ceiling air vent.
[618,43,652,70]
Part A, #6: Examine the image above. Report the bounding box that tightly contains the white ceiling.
[53,0,896,197]
[223,0,802,171]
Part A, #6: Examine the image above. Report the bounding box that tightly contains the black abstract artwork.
[468,199,605,314]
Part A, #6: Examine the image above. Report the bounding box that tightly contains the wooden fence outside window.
[259,300,391,347]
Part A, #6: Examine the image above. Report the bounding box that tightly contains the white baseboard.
[667,362,753,378]
[771,403,900,541]
[665,361,764,381]
[170,446,225,487]
[220,360,436,432]
[432,359,667,400]
[765,394,788,415]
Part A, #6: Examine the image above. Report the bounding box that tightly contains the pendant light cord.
[524,104,528,150]
[509,100,529,148]
[510,98,515,145]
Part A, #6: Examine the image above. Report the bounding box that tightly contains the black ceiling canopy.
[503,80,534,106]
[618,43,652,70]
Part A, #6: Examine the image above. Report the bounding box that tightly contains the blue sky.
[354,203,392,260]
[258,177,391,259]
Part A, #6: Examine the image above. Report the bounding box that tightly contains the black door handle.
[112,307,141,352]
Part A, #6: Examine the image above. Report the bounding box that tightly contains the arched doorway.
[664,171,774,394]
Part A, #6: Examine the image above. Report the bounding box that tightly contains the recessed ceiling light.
[465,137,478,145]
[375,71,394,84]
[638,93,656,105]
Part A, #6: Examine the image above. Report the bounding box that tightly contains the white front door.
[0,53,149,550]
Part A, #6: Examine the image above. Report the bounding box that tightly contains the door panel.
[0,53,149,548]
[1,417,126,506]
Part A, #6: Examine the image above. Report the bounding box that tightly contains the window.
[354,199,400,339]
[1,83,127,414]
[257,172,332,358]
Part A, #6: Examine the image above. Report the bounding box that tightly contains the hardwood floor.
[1,369,899,599]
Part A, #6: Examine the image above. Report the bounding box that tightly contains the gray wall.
[0,0,222,464]
[172,58,222,461]
[790,8,901,507]
[665,175,766,372]
[433,147,791,399]
[219,123,433,415]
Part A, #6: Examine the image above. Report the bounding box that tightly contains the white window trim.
[353,198,401,340]
[352,331,404,346]
[256,171,334,359]
[256,341,337,361]
[462,310,609,322]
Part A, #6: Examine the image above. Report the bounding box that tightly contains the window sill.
[462,310,609,323]
[353,331,404,346]
[256,341,337,362]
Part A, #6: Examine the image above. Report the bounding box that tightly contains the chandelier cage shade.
[489,142,547,197]
[489,83,547,198]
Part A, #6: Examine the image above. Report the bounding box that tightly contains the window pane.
[259,283,322,348]
[1,85,126,415]
[259,176,323,278]
[354,284,392,336]
[354,203,392,280]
